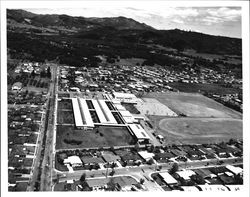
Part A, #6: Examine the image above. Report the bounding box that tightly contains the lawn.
[145,92,242,119]
[55,125,136,150]
[57,99,73,110]
[150,116,242,145]
[57,110,74,124]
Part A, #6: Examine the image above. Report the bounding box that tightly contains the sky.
[25,6,242,38]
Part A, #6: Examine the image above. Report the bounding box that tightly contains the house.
[175,170,196,181]
[171,149,187,157]
[138,151,155,162]
[225,165,243,176]
[12,82,23,91]
[63,156,82,167]
[154,152,175,161]
[81,156,104,165]
[102,153,121,163]
[193,169,215,179]
[159,172,178,185]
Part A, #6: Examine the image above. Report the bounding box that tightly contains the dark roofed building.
[102,153,121,163]
[81,156,104,165]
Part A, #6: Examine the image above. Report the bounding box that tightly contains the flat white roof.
[98,100,117,124]
[113,92,137,99]
[159,172,178,185]
[123,116,134,124]
[79,99,94,127]
[176,170,196,180]
[226,165,243,175]
[64,156,82,165]
[138,151,155,160]
[120,110,133,117]
[72,98,84,127]
[114,104,126,111]
[92,99,107,123]
[129,124,150,140]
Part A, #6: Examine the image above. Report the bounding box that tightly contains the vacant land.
[135,98,177,116]
[150,116,242,145]
[56,125,136,150]
[145,92,242,119]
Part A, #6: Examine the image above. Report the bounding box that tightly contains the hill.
[7,9,242,70]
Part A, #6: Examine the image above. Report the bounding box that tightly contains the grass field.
[145,92,242,119]
[56,125,136,150]
[150,116,242,145]
[57,99,74,124]
[57,110,74,124]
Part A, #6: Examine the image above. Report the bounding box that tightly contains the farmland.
[55,125,136,150]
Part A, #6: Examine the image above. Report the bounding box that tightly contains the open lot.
[56,125,136,150]
[135,98,177,116]
[150,116,242,145]
[145,92,242,119]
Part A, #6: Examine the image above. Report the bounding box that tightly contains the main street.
[40,63,58,191]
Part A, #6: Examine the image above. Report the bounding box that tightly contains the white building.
[159,172,178,185]
[72,98,84,129]
[64,156,82,167]
[128,124,150,143]
[12,82,22,91]
[176,170,196,180]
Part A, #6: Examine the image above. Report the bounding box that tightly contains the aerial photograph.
[2,1,249,193]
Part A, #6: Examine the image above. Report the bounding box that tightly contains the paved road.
[39,63,58,191]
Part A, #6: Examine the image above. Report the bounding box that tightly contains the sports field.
[136,98,177,116]
[56,125,136,150]
[145,92,242,119]
[150,116,242,145]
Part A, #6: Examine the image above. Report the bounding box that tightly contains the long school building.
[71,97,151,144]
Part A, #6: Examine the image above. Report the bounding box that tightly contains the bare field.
[145,92,242,119]
[150,116,242,145]
[136,98,177,116]
[56,125,136,150]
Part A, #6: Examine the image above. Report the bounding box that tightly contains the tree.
[169,162,179,174]
[107,178,116,191]
[46,66,51,78]
[172,39,186,52]
[80,173,86,182]
[140,178,145,185]
[109,169,115,176]
[147,158,154,165]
